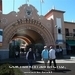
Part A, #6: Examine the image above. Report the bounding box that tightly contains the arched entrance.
[8,29,45,58]
[3,18,55,48]
[11,29,45,45]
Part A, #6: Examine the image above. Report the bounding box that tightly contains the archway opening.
[9,29,45,58]
[10,29,45,45]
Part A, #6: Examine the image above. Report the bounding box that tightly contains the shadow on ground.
[0,60,42,66]
[29,68,71,73]
[51,69,71,73]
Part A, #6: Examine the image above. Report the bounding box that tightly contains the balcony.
[65,33,75,40]
[65,33,75,37]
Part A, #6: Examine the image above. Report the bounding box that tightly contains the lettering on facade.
[12,18,44,29]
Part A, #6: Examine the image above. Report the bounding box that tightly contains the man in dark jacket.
[26,48,35,70]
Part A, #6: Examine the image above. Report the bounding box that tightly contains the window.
[56,45,59,49]
[65,28,69,36]
[58,28,61,34]
[0,31,3,35]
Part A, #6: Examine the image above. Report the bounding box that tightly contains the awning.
[66,40,75,46]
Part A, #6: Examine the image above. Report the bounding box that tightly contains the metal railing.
[65,33,75,37]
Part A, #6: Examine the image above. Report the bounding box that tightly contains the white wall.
[56,18,63,44]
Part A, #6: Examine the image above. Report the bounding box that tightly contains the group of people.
[41,46,57,70]
[56,46,63,58]
[26,45,57,71]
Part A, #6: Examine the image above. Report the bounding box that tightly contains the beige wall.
[0,3,75,49]
[0,3,75,59]
[0,4,55,49]
[45,9,66,48]
[64,22,75,33]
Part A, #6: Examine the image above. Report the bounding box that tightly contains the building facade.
[0,0,75,59]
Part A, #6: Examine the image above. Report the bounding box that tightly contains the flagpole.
[40,0,42,15]
[26,0,29,4]
[13,0,15,11]
[26,0,27,4]
[40,0,44,15]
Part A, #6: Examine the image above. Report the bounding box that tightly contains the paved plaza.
[19,59,75,75]
[0,57,75,75]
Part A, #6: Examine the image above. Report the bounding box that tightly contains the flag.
[26,0,29,2]
[26,0,29,3]
[27,0,29,2]
[41,0,44,3]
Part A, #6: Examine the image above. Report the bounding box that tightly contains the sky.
[2,0,75,22]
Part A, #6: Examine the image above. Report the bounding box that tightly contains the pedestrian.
[35,49,39,60]
[26,48,35,70]
[59,46,63,58]
[15,51,19,58]
[49,46,57,71]
[56,48,60,58]
[41,46,49,69]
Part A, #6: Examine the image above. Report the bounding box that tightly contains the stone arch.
[11,36,32,44]
[3,18,55,48]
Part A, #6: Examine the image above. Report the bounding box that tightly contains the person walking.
[26,48,35,70]
[15,51,19,58]
[41,46,49,69]
[49,46,57,71]
[59,46,63,58]
[35,49,39,60]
